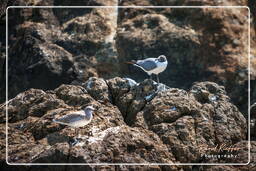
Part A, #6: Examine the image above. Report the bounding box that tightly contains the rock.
[107,78,160,125]
[0,84,122,163]
[82,77,111,102]
[0,89,68,123]
[251,103,256,140]
[0,0,253,169]
[133,81,246,163]
[117,0,255,115]
[1,0,254,116]
[54,84,92,107]
[106,77,130,100]
[190,81,230,103]
[64,125,177,164]
[0,0,119,103]
[0,78,248,168]
[0,124,6,161]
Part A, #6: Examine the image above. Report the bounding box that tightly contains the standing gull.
[53,106,95,139]
[126,55,168,83]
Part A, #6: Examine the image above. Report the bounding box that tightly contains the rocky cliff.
[0,0,255,170]
[0,0,255,115]
[0,77,251,169]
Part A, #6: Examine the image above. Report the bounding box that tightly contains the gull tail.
[53,119,57,122]
[124,60,136,65]
[53,118,61,123]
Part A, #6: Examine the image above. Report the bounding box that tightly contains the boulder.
[133,82,246,163]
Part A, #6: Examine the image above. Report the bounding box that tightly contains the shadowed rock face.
[116,6,252,115]
[0,0,120,102]
[0,0,255,170]
[0,0,255,117]
[251,103,256,141]
[0,77,248,169]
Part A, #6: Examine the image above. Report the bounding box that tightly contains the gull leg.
[77,129,81,138]
[157,74,159,84]
[75,128,78,136]
[149,74,153,81]
[75,128,79,140]
[70,128,79,146]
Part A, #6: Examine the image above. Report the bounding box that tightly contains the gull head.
[85,105,95,111]
[157,55,167,62]
[83,105,96,117]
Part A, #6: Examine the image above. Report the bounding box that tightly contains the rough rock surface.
[0,0,254,170]
[117,2,253,115]
[0,77,248,169]
[134,81,247,163]
[0,0,254,117]
[0,0,119,102]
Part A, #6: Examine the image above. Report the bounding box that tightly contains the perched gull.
[126,55,168,83]
[53,106,95,139]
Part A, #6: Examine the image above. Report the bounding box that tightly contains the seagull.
[126,55,168,83]
[53,106,95,140]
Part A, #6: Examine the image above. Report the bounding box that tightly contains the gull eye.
[158,56,165,62]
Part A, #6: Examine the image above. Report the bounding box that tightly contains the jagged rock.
[190,81,230,103]
[5,21,77,100]
[117,0,255,115]
[83,77,111,102]
[0,124,5,162]
[1,0,254,116]
[0,82,175,164]
[54,84,92,107]
[0,77,249,171]
[30,125,178,164]
[0,89,68,123]
[0,0,119,103]
[0,0,254,169]
[107,78,160,125]
[133,81,246,163]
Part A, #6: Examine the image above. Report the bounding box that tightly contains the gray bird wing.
[136,58,158,71]
[54,114,84,124]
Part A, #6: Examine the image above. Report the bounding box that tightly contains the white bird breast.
[148,61,168,75]
[69,118,92,128]
[64,116,92,128]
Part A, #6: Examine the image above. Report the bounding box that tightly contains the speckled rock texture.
[0,0,255,116]
[0,0,254,170]
[0,77,249,170]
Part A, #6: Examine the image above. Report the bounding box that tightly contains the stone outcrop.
[0,0,119,102]
[0,0,254,170]
[0,77,248,169]
[117,1,253,114]
[0,0,254,116]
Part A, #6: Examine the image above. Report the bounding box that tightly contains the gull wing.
[54,113,84,124]
[136,58,158,71]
